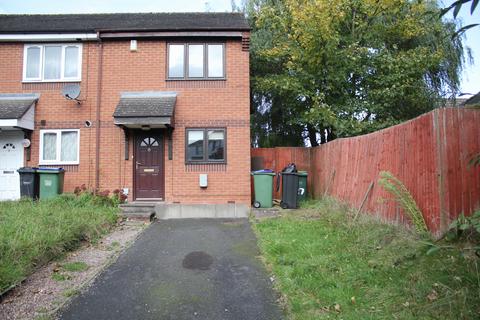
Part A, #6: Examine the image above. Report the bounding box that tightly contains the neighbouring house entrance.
[0,130,24,201]
[134,131,164,200]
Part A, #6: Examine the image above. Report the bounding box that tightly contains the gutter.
[0,29,250,42]
[98,31,244,39]
[94,32,103,193]
[0,33,97,42]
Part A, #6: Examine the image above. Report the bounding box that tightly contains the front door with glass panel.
[134,132,164,200]
[0,131,23,201]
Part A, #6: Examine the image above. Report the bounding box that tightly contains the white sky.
[0,0,478,95]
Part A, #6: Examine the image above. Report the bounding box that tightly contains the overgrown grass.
[254,198,480,319]
[0,193,118,293]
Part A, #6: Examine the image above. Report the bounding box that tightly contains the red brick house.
[0,13,251,217]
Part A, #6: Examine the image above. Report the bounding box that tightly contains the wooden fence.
[251,108,480,235]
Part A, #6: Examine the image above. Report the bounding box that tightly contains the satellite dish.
[61,84,82,104]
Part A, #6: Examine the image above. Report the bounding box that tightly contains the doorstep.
[119,202,157,221]
[119,202,249,220]
[154,203,249,219]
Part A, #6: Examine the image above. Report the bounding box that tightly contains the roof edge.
[0,93,40,100]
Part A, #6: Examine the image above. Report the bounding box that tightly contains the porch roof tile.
[113,92,176,119]
[0,94,39,119]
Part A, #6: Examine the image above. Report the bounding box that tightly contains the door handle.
[136,161,142,169]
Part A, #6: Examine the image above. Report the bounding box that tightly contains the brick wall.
[0,37,251,205]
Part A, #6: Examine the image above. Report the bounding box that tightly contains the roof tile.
[0,12,250,33]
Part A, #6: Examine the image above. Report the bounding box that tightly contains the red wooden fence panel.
[251,108,480,236]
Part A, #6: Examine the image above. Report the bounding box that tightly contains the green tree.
[249,0,468,146]
[441,0,479,36]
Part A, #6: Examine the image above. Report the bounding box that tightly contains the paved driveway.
[59,219,283,320]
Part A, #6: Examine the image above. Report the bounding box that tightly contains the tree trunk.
[307,124,319,147]
[327,127,337,142]
[320,127,326,144]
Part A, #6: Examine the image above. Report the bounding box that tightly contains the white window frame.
[39,129,80,165]
[23,44,82,82]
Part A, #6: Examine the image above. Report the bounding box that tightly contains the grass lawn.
[254,199,480,319]
[0,194,118,293]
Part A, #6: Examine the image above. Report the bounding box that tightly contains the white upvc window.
[23,44,82,82]
[39,129,80,165]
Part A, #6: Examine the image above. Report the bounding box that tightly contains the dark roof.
[0,12,250,34]
[464,92,480,106]
[113,92,176,118]
[0,94,38,119]
[444,98,468,108]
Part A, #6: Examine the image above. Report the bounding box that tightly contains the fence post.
[433,109,448,233]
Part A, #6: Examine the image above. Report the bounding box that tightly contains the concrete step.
[252,208,280,218]
[119,202,156,220]
[154,203,249,219]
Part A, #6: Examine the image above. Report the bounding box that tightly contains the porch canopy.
[0,93,39,130]
[113,91,176,129]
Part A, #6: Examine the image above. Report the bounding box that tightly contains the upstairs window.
[168,43,225,80]
[23,44,82,82]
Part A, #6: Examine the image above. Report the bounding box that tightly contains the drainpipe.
[95,32,103,193]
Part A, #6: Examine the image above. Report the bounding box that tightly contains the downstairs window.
[186,128,226,163]
[39,129,80,164]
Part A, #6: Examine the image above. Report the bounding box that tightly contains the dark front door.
[134,132,164,200]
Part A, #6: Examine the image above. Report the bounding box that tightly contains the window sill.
[166,78,226,81]
[185,162,227,165]
[22,79,81,83]
[39,162,79,166]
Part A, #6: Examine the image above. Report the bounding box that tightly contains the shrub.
[72,186,127,207]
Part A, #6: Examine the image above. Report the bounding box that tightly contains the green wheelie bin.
[251,170,275,208]
[297,171,308,202]
[37,168,65,199]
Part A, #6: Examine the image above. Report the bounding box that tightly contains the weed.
[107,241,121,251]
[51,273,70,282]
[423,210,480,256]
[63,288,80,297]
[448,211,480,241]
[378,171,427,233]
[62,262,88,272]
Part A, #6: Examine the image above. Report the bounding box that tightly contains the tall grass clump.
[0,193,118,293]
[378,171,428,233]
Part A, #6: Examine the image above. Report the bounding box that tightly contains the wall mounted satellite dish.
[61,84,82,104]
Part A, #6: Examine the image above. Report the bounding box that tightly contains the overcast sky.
[0,0,478,95]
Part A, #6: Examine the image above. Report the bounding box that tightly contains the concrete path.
[58,219,283,320]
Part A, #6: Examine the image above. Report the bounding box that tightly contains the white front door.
[0,130,24,201]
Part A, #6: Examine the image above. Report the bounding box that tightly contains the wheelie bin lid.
[251,169,275,176]
[280,172,298,176]
[17,167,37,173]
[297,171,308,176]
[36,167,65,173]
